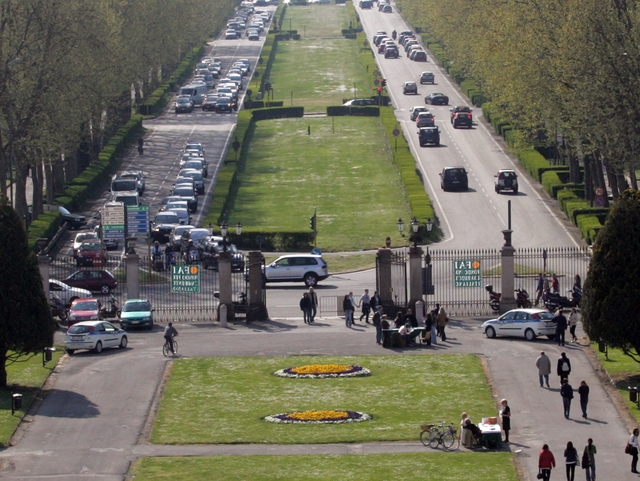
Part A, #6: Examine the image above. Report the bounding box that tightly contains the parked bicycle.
[420,422,460,450]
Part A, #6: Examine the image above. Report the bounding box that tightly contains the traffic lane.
[5,335,164,479]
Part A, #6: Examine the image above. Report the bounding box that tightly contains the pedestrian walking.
[560,378,574,419]
[543,274,551,292]
[553,309,568,346]
[359,289,371,323]
[370,290,381,312]
[629,428,639,473]
[539,444,556,481]
[583,438,596,481]
[343,294,353,327]
[564,441,578,481]
[552,274,560,293]
[372,305,384,345]
[348,292,357,324]
[535,273,545,306]
[557,352,572,385]
[569,308,579,343]
[500,399,511,443]
[536,351,552,388]
[573,274,581,290]
[308,287,318,322]
[578,381,589,419]
[300,293,312,324]
[437,306,448,342]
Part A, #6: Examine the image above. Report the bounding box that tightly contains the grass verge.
[0,349,64,446]
[594,345,640,425]
[130,452,518,481]
[150,354,496,444]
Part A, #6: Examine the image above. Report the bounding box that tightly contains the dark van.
[440,167,469,191]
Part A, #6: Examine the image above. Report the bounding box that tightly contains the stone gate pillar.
[500,230,517,313]
[377,248,393,313]
[218,251,233,323]
[408,245,424,311]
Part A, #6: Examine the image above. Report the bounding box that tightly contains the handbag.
[581,450,590,468]
[626,442,631,454]
[536,471,544,480]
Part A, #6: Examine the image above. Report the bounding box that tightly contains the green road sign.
[453,259,482,287]
[171,265,201,293]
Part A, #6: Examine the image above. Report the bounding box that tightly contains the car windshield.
[76,234,97,243]
[155,214,179,224]
[68,324,94,334]
[79,242,101,251]
[177,98,191,104]
[217,97,231,104]
[72,301,99,311]
[173,187,194,196]
[112,180,137,191]
[184,161,203,169]
[123,301,151,312]
[444,169,466,178]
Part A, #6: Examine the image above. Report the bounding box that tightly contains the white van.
[180,84,208,105]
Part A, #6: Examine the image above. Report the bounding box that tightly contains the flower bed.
[264,410,372,424]
[274,363,371,378]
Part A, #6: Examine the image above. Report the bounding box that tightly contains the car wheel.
[303,273,318,287]
[100,285,111,294]
[119,336,128,349]
[94,341,103,353]
[485,326,496,339]
[66,349,75,355]
[525,329,536,341]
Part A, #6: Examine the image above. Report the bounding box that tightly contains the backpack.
[562,361,570,372]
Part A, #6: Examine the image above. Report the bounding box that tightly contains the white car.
[481,309,557,341]
[49,279,91,305]
[263,254,329,287]
[72,232,99,257]
[64,321,128,355]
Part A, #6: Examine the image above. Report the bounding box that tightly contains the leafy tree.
[582,189,640,360]
[0,195,56,387]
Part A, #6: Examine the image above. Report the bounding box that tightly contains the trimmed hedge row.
[327,106,380,116]
[252,107,304,121]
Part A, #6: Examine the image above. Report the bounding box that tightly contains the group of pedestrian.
[299,288,318,324]
[536,351,589,419]
[552,308,580,346]
[538,439,597,481]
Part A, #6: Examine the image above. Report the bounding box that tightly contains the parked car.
[62,270,118,294]
[420,71,435,84]
[416,112,435,128]
[262,254,329,287]
[49,279,91,306]
[418,127,440,147]
[65,320,128,354]
[119,299,154,330]
[344,98,377,106]
[495,169,519,194]
[119,171,145,195]
[402,81,418,95]
[76,240,107,267]
[68,298,102,327]
[410,106,429,121]
[197,236,245,271]
[451,105,473,128]
[425,93,449,105]
[440,167,469,191]
[482,309,557,341]
[59,206,87,230]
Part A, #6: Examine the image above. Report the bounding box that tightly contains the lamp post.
[410,217,420,247]
[397,218,404,237]
[425,218,433,236]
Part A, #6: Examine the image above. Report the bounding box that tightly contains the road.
[355,4,582,251]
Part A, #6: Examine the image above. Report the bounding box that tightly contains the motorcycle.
[485,285,501,312]
[49,294,68,321]
[152,253,164,272]
[185,246,199,265]
[543,287,581,311]
[515,288,532,308]
[101,294,121,319]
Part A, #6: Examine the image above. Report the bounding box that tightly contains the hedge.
[327,106,380,116]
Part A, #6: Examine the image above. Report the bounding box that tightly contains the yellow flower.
[290,364,352,375]
[289,410,349,421]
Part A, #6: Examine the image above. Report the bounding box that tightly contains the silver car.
[481,309,557,341]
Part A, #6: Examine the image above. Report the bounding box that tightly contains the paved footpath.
[1,316,637,481]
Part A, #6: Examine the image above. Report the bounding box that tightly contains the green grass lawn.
[594,345,640,424]
[150,354,497,444]
[130,452,518,481]
[283,3,348,38]
[230,117,412,252]
[0,348,64,447]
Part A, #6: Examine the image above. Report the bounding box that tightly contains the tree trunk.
[629,163,638,190]
[584,155,593,205]
[14,167,28,221]
[0,346,7,387]
[570,138,581,183]
[32,163,43,218]
[45,163,55,204]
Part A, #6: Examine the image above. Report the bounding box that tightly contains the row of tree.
[396,0,640,202]
[0,0,236,222]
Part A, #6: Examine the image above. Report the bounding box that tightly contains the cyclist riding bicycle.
[164,322,178,354]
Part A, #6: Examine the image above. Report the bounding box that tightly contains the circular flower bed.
[264,410,372,424]
[274,363,371,378]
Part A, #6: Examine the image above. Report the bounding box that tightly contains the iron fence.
[425,247,591,317]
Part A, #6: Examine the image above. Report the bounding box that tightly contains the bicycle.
[162,338,178,357]
[420,422,460,451]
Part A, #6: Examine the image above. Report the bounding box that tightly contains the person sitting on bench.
[463,418,482,444]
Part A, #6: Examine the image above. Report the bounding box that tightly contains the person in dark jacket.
[564,441,578,481]
[404,308,418,328]
[300,293,312,324]
[343,294,353,327]
[557,352,572,385]
[553,309,568,346]
[578,380,589,419]
[560,378,574,419]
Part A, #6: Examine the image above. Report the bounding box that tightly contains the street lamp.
[220,222,228,237]
[425,218,433,233]
[409,217,420,247]
[397,218,404,236]
[235,222,243,235]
